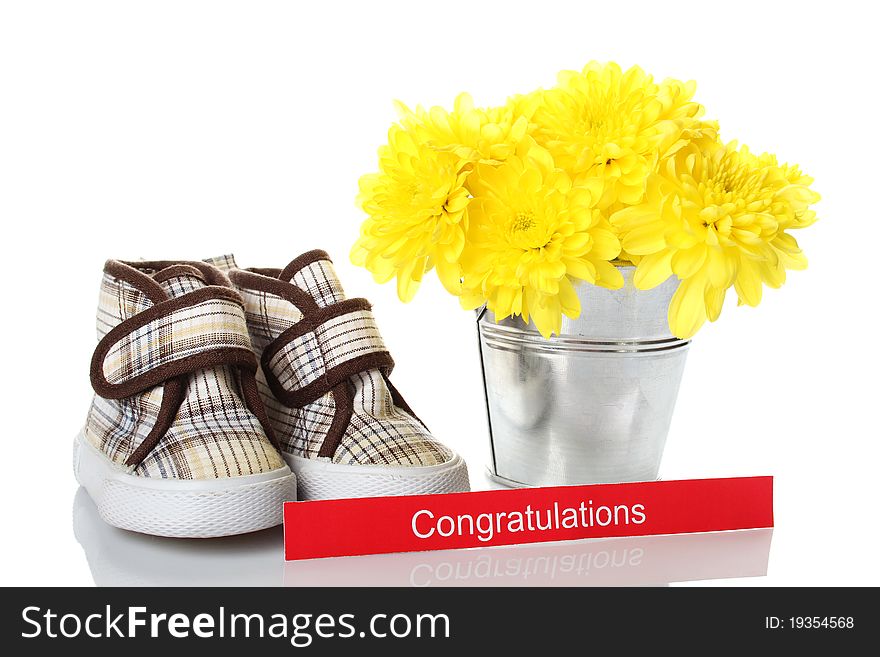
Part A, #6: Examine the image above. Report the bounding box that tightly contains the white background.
[1,0,877,586]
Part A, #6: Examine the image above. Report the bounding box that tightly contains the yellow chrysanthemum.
[460,141,623,338]
[395,92,531,165]
[611,140,820,339]
[352,124,469,301]
[531,61,715,207]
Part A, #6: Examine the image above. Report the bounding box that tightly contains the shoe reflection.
[73,487,283,586]
[74,487,771,587]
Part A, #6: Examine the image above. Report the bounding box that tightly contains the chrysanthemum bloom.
[605,110,718,266]
[460,140,622,338]
[352,125,470,301]
[395,92,532,165]
[611,141,820,339]
[531,61,714,207]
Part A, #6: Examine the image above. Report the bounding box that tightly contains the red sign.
[283,476,773,561]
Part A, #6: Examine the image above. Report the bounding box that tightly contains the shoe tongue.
[279,252,346,309]
[152,264,209,298]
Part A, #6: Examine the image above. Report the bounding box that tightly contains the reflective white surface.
[73,488,771,587]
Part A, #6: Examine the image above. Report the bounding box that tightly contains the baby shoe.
[216,250,470,499]
[75,259,297,538]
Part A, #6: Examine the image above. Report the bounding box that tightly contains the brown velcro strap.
[261,297,394,408]
[90,286,257,400]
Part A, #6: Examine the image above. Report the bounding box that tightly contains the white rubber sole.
[73,432,297,538]
[283,451,470,500]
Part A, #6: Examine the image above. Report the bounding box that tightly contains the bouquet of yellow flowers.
[352,62,819,339]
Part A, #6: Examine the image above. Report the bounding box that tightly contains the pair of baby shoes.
[75,250,469,538]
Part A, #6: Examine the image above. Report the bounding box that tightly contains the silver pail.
[476,267,689,487]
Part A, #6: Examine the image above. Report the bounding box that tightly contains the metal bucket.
[476,267,689,487]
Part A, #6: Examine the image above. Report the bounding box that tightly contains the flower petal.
[733,260,763,307]
[671,244,707,279]
[704,286,726,322]
[435,255,462,296]
[633,250,674,289]
[668,275,708,339]
[622,225,666,255]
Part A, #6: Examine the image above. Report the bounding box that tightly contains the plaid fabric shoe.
[75,259,297,538]
[215,250,470,499]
